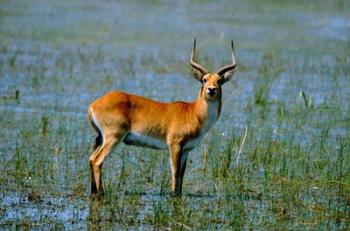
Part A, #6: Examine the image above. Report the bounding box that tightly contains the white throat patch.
[203,101,219,133]
[184,101,219,150]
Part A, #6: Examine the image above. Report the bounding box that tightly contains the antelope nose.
[208,87,217,96]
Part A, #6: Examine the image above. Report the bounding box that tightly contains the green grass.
[0,0,349,229]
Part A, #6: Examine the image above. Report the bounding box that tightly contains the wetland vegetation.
[0,0,349,229]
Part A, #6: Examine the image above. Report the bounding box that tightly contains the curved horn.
[190,38,208,76]
[216,40,237,77]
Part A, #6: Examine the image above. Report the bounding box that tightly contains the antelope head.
[190,38,237,101]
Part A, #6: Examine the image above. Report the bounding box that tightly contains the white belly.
[123,132,168,150]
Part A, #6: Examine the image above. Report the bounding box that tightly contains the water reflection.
[168,196,193,230]
[88,198,103,231]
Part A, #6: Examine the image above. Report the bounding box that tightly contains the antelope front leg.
[169,144,188,195]
[178,150,188,193]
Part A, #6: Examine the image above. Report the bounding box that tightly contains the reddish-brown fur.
[88,39,236,195]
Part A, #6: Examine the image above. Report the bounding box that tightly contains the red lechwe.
[88,39,237,196]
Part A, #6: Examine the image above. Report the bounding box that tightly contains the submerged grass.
[0,0,349,229]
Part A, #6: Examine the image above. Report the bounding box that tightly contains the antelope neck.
[195,91,221,132]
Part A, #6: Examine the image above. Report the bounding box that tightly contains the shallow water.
[0,0,349,229]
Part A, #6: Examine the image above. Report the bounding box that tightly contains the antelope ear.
[220,69,235,84]
[191,68,205,82]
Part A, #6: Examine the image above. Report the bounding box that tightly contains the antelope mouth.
[205,90,218,100]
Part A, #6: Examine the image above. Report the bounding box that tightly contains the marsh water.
[0,0,349,229]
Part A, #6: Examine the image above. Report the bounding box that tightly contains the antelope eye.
[217,79,224,85]
[203,79,207,83]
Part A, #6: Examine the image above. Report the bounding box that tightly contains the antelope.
[88,39,237,195]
